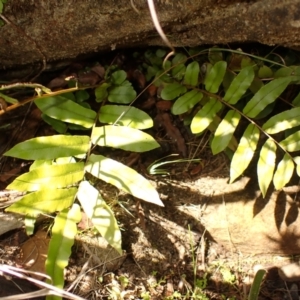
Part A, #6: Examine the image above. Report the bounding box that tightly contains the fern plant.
[143,47,300,197]
[3,68,163,299]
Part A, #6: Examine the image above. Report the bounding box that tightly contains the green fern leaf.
[183,61,200,86]
[35,96,96,128]
[7,163,84,192]
[85,154,164,206]
[171,90,203,115]
[279,131,300,152]
[257,139,277,197]
[6,188,77,217]
[99,105,153,129]
[161,83,187,100]
[273,154,294,190]
[230,123,260,183]
[4,135,90,160]
[211,110,241,155]
[77,181,122,254]
[204,61,227,93]
[108,84,137,104]
[262,107,300,134]
[46,203,81,297]
[191,98,223,134]
[223,66,255,104]
[293,156,300,176]
[91,125,159,152]
[243,77,292,118]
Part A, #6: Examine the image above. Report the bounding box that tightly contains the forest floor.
[0,48,300,299]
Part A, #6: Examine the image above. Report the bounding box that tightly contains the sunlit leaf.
[85,154,163,206]
[45,203,81,297]
[171,90,203,115]
[30,160,52,171]
[91,125,159,152]
[262,107,300,134]
[99,105,153,129]
[108,85,136,104]
[223,66,254,104]
[293,156,300,177]
[6,188,77,217]
[204,61,227,93]
[191,98,223,134]
[161,83,187,100]
[7,163,84,192]
[230,124,260,183]
[257,139,277,197]
[279,131,300,152]
[184,61,200,86]
[211,110,241,155]
[77,181,122,254]
[35,96,96,128]
[4,135,90,160]
[273,154,294,190]
[243,77,292,118]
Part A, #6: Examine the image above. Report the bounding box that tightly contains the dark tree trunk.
[0,0,300,68]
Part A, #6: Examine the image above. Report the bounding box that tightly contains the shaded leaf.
[211,110,241,155]
[0,92,18,104]
[273,154,294,190]
[77,181,122,254]
[42,114,67,134]
[292,92,300,107]
[6,188,77,217]
[262,107,300,134]
[258,65,273,78]
[95,83,110,102]
[91,125,159,152]
[111,70,127,85]
[223,66,255,104]
[85,154,163,206]
[7,163,84,192]
[204,61,227,93]
[171,90,203,115]
[99,105,153,129]
[108,85,136,104]
[191,98,223,134]
[4,135,90,160]
[279,131,300,152]
[243,77,292,118]
[184,61,200,86]
[46,203,81,296]
[161,83,187,100]
[35,96,96,128]
[75,90,89,103]
[257,139,277,197]
[230,123,260,183]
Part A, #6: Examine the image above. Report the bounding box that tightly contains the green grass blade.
[248,269,266,300]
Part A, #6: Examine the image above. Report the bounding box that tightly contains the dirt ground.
[1,49,300,299]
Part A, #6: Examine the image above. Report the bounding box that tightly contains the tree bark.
[1,0,300,69]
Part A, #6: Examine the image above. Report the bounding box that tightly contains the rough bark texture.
[1,0,300,69]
